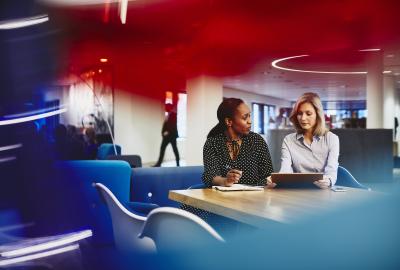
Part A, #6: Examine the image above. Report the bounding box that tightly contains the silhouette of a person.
[153,104,180,166]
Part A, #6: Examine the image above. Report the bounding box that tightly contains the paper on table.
[212,184,264,192]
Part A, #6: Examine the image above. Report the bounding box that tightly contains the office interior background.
[0,0,399,269]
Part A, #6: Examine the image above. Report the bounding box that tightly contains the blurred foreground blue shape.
[149,187,400,270]
[337,166,370,190]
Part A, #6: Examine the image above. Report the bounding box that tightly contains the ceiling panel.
[39,0,400,100]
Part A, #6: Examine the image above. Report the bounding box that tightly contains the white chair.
[138,207,224,252]
[94,183,155,254]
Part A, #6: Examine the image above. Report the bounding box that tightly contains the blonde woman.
[267,92,339,189]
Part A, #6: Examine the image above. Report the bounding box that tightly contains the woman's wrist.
[323,175,333,187]
[212,176,228,186]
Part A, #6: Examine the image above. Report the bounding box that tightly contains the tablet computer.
[271,173,323,188]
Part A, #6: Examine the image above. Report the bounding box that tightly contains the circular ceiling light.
[358,48,381,52]
[39,0,119,6]
[271,54,391,75]
[0,14,49,30]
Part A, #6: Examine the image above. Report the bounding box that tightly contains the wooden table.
[169,187,375,228]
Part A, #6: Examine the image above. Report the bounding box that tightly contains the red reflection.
[51,0,400,99]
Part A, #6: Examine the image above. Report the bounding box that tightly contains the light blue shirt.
[279,131,340,185]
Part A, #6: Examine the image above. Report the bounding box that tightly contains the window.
[177,93,187,138]
[252,103,262,133]
[252,102,276,134]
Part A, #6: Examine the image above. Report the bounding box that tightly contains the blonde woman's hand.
[265,176,277,189]
[313,176,331,189]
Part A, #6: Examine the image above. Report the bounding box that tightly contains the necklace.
[227,138,241,160]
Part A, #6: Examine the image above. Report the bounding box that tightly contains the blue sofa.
[49,163,204,245]
[51,160,161,245]
[130,166,204,207]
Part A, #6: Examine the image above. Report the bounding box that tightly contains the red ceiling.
[47,0,400,97]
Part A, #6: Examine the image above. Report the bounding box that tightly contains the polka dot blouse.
[181,131,274,223]
[202,131,274,187]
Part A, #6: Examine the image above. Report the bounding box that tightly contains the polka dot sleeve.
[202,137,221,187]
[256,136,274,185]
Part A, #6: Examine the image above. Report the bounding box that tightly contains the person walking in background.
[153,103,180,167]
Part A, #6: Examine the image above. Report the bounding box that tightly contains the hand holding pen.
[225,165,242,187]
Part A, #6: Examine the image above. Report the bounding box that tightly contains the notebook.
[212,184,264,192]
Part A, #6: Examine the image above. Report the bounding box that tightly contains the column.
[186,76,223,165]
[366,51,383,128]
[383,75,395,130]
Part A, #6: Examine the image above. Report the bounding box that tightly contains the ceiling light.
[0,108,67,126]
[0,144,22,152]
[272,54,391,75]
[358,48,381,52]
[0,157,16,163]
[1,230,92,258]
[0,245,79,267]
[100,58,108,63]
[4,104,66,119]
[119,0,128,24]
[39,0,120,6]
[0,14,49,30]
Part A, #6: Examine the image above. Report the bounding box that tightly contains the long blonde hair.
[289,92,328,136]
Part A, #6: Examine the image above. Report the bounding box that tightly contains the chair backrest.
[94,183,155,253]
[53,160,131,244]
[139,207,224,252]
[97,143,121,160]
[107,155,142,168]
[131,166,204,207]
[336,166,370,190]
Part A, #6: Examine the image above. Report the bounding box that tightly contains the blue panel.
[131,166,204,207]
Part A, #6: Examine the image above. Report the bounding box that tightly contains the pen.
[225,165,243,183]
